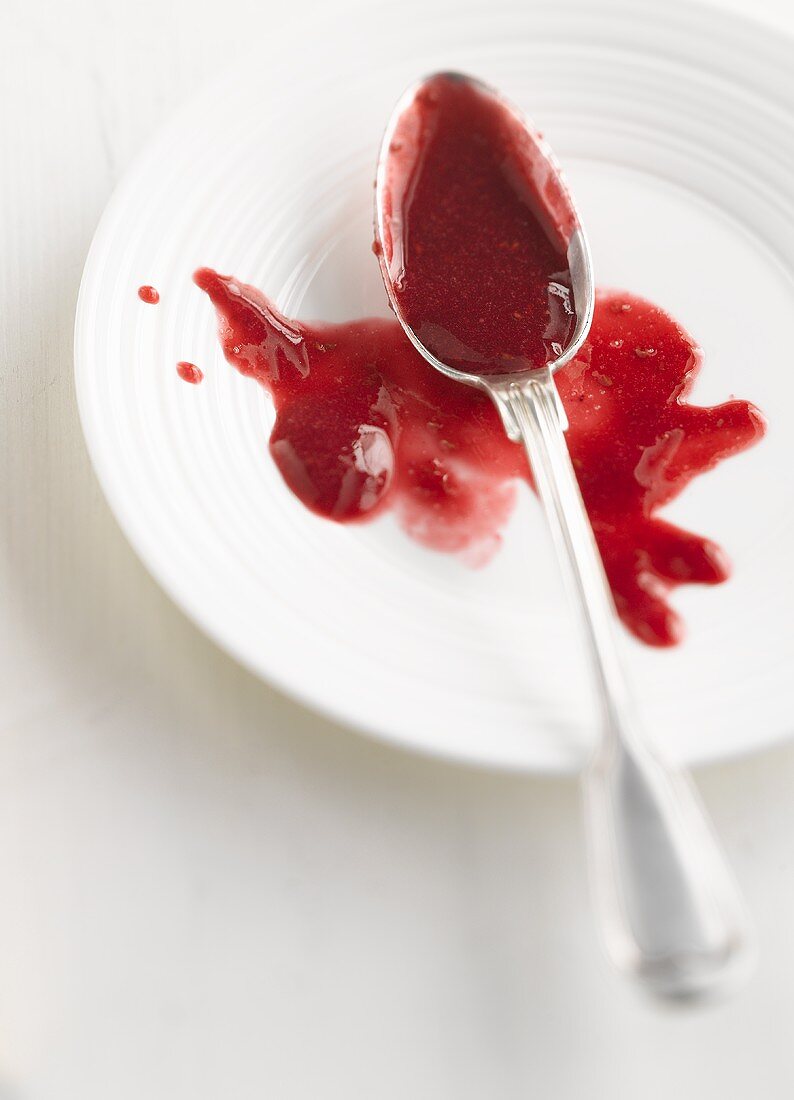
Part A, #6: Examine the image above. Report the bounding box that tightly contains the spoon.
[374,72,753,1002]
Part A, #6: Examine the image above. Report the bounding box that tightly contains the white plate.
[75,0,794,772]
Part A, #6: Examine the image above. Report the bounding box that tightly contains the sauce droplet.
[177,361,203,384]
[138,285,160,304]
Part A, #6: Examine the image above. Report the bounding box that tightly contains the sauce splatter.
[194,267,764,646]
[138,285,160,304]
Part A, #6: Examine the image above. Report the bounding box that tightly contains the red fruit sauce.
[190,73,764,647]
[378,73,577,376]
[138,285,160,304]
[194,267,764,646]
[177,361,203,385]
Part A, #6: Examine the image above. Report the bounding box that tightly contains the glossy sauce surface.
[195,267,764,646]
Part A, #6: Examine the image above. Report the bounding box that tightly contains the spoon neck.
[497,376,632,722]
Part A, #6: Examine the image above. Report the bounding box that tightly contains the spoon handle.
[501,373,753,1003]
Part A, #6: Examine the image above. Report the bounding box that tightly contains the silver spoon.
[374,72,754,1003]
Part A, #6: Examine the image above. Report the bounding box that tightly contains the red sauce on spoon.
[378,73,576,376]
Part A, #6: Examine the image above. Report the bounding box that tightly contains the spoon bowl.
[374,72,594,392]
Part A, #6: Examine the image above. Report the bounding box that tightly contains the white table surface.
[2,0,794,1096]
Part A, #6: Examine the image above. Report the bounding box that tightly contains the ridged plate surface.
[76,0,794,771]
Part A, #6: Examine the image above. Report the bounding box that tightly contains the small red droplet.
[138,285,159,304]
[177,361,203,384]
